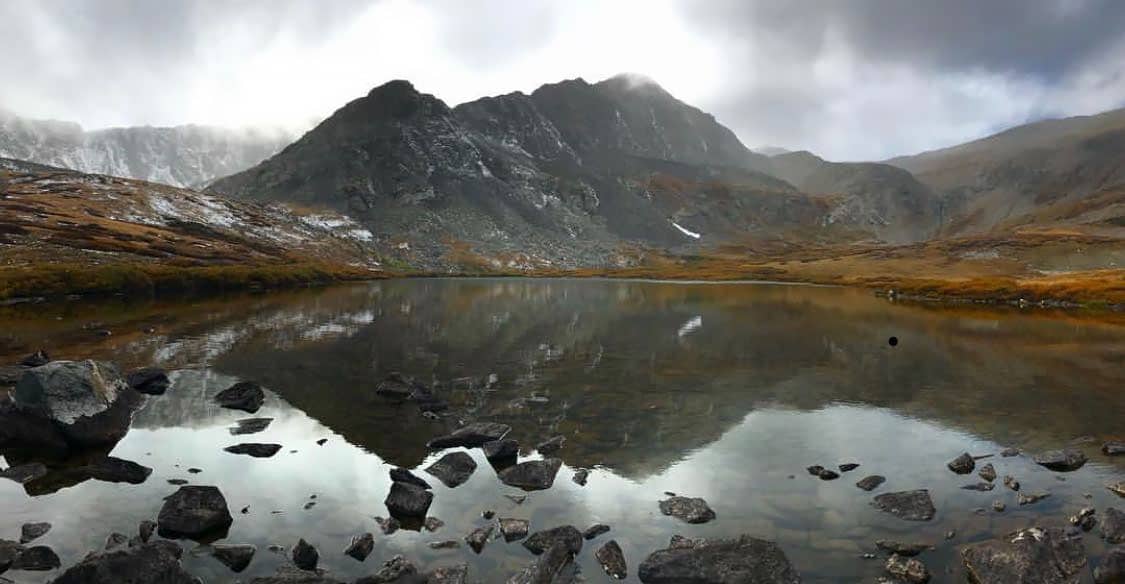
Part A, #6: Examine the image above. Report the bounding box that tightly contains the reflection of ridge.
[677,315,703,338]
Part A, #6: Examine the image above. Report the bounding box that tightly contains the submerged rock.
[872,490,936,521]
[157,485,234,539]
[292,539,318,571]
[498,458,562,491]
[215,381,265,413]
[659,496,716,524]
[838,463,860,472]
[425,452,477,488]
[384,481,433,518]
[224,443,282,458]
[465,525,493,554]
[19,522,51,544]
[523,526,584,555]
[428,564,470,584]
[500,518,530,542]
[1018,492,1051,506]
[1112,482,1125,498]
[817,469,840,480]
[357,555,419,583]
[885,553,930,583]
[1001,447,1020,457]
[507,541,578,584]
[948,452,975,474]
[212,544,256,573]
[1033,449,1088,472]
[423,517,444,532]
[637,534,800,584]
[51,541,191,583]
[427,422,511,449]
[230,417,273,435]
[1095,545,1125,584]
[345,533,375,561]
[138,520,156,543]
[856,475,886,491]
[961,527,1085,584]
[875,540,931,557]
[10,545,61,571]
[20,350,50,368]
[1105,442,1125,456]
[390,468,432,490]
[250,565,346,583]
[1103,508,1125,544]
[536,436,565,455]
[0,539,24,572]
[125,367,170,395]
[596,540,628,579]
[979,463,997,482]
[1004,475,1021,491]
[962,482,996,491]
[375,517,401,535]
[584,524,610,540]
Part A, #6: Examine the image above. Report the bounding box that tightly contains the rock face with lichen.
[960,527,1086,584]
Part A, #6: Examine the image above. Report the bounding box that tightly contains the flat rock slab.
[390,468,432,490]
[637,534,800,584]
[425,452,477,488]
[1103,508,1125,544]
[1033,449,1088,472]
[384,481,433,518]
[523,526,584,555]
[427,422,511,449]
[224,443,282,458]
[344,533,374,561]
[215,381,265,413]
[875,540,931,556]
[249,565,346,583]
[230,418,273,435]
[961,527,1085,584]
[498,458,562,491]
[659,496,716,524]
[212,544,256,573]
[157,485,234,539]
[596,540,628,579]
[856,475,886,491]
[20,522,51,543]
[872,490,936,521]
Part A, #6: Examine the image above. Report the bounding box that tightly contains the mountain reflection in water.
[0,279,1122,583]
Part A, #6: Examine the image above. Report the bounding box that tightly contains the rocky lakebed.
[0,279,1123,583]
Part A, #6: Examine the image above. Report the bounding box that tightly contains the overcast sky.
[2,0,1124,161]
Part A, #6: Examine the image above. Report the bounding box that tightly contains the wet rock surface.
[1033,449,1088,472]
[345,533,375,561]
[659,496,716,524]
[979,463,997,482]
[1018,492,1051,506]
[875,540,931,556]
[523,526,584,555]
[10,545,61,571]
[0,540,24,572]
[384,481,433,518]
[427,563,469,584]
[1095,545,1125,584]
[961,527,1086,584]
[19,522,51,544]
[425,451,477,488]
[292,538,319,571]
[856,475,886,491]
[571,469,588,486]
[637,534,800,584]
[508,541,578,584]
[584,524,610,540]
[885,553,930,583]
[465,525,493,554]
[1103,508,1125,544]
[948,452,975,474]
[250,565,346,583]
[224,443,283,458]
[214,381,265,413]
[498,458,562,490]
[872,490,936,521]
[427,422,511,449]
[157,485,234,539]
[500,518,530,542]
[596,540,628,579]
[229,417,273,435]
[481,439,519,465]
[390,468,432,490]
[51,541,191,583]
[357,554,421,583]
[211,543,256,573]
[125,367,170,395]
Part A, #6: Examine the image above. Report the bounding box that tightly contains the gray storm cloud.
[1,0,1123,160]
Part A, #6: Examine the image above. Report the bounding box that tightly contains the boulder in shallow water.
[356,555,420,583]
[856,475,885,491]
[1104,442,1125,456]
[427,422,511,449]
[425,451,477,488]
[596,540,628,579]
[1033,449,1088,472]
[224,443,282,458]
[215,381,265,413]
[10,545,61,571]
[885,553,930,583]
[948,452,975,474]
[83,456,153,484]
[523,526,584,555]
[498,458,562,491]
[584,524,610,540]
[20,350,50,368]
[1094,545,1125,584]
[875,540,931,556]
[212,544,256,573]
[465,525,493,554]
[52,543,192,583]
[389,467,431,490]
[1103,508,1125,544]
[961,527,1085,584]
[292,539,318,571]
[979,463,997,482]
[872,490,936,521]
[536,435,565,455]
[157,485,234,539]
[19,522,51,543]
[500,518,530,542]
[125,367,170,395]
[344,533,374,561]
[637,534,800,584]
[482,439,519,465]
[507,541,578,584]
[384,481,433,518]
[428,563,469,584]
[659,496,716,524]
[10,360,140,448]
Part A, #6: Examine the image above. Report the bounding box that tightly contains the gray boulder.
[482,439,519,464]
[427,422,511,449]
[1033,449,1088,472]
[389,468,431,489]
[9,360,141,448]
[19,522,51,543]
[345,533,375,561]
[872,490,936,521]
[157,485,233,539]
[507,541,579,584]
[947,452,975,474]
[856,475,886,491]
[961,527,1085,584]
[596,540,628,579]
[215,381,265,413]
[292,538,318,571]
[224,443,282,458]
[523,526,584,555]
[659,496,716,524]
[637,535,800,584]
[384,481,433,518]
[125,367,170,395]
[425,452,477,488]
[500,518,530,542]
[498,458,562,491]
[10,545,61,571]
[51,542,192,583]
[212,544,256,573]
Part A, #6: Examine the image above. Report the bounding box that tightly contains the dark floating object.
[888,336,899,347]
[214,381,265,413]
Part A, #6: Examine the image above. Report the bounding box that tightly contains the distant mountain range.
[0,109,291,188]
[3,76,1122,270]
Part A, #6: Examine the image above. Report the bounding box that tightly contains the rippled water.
[1,279,1123,582]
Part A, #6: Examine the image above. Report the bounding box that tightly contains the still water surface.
[1,279,1123,582]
